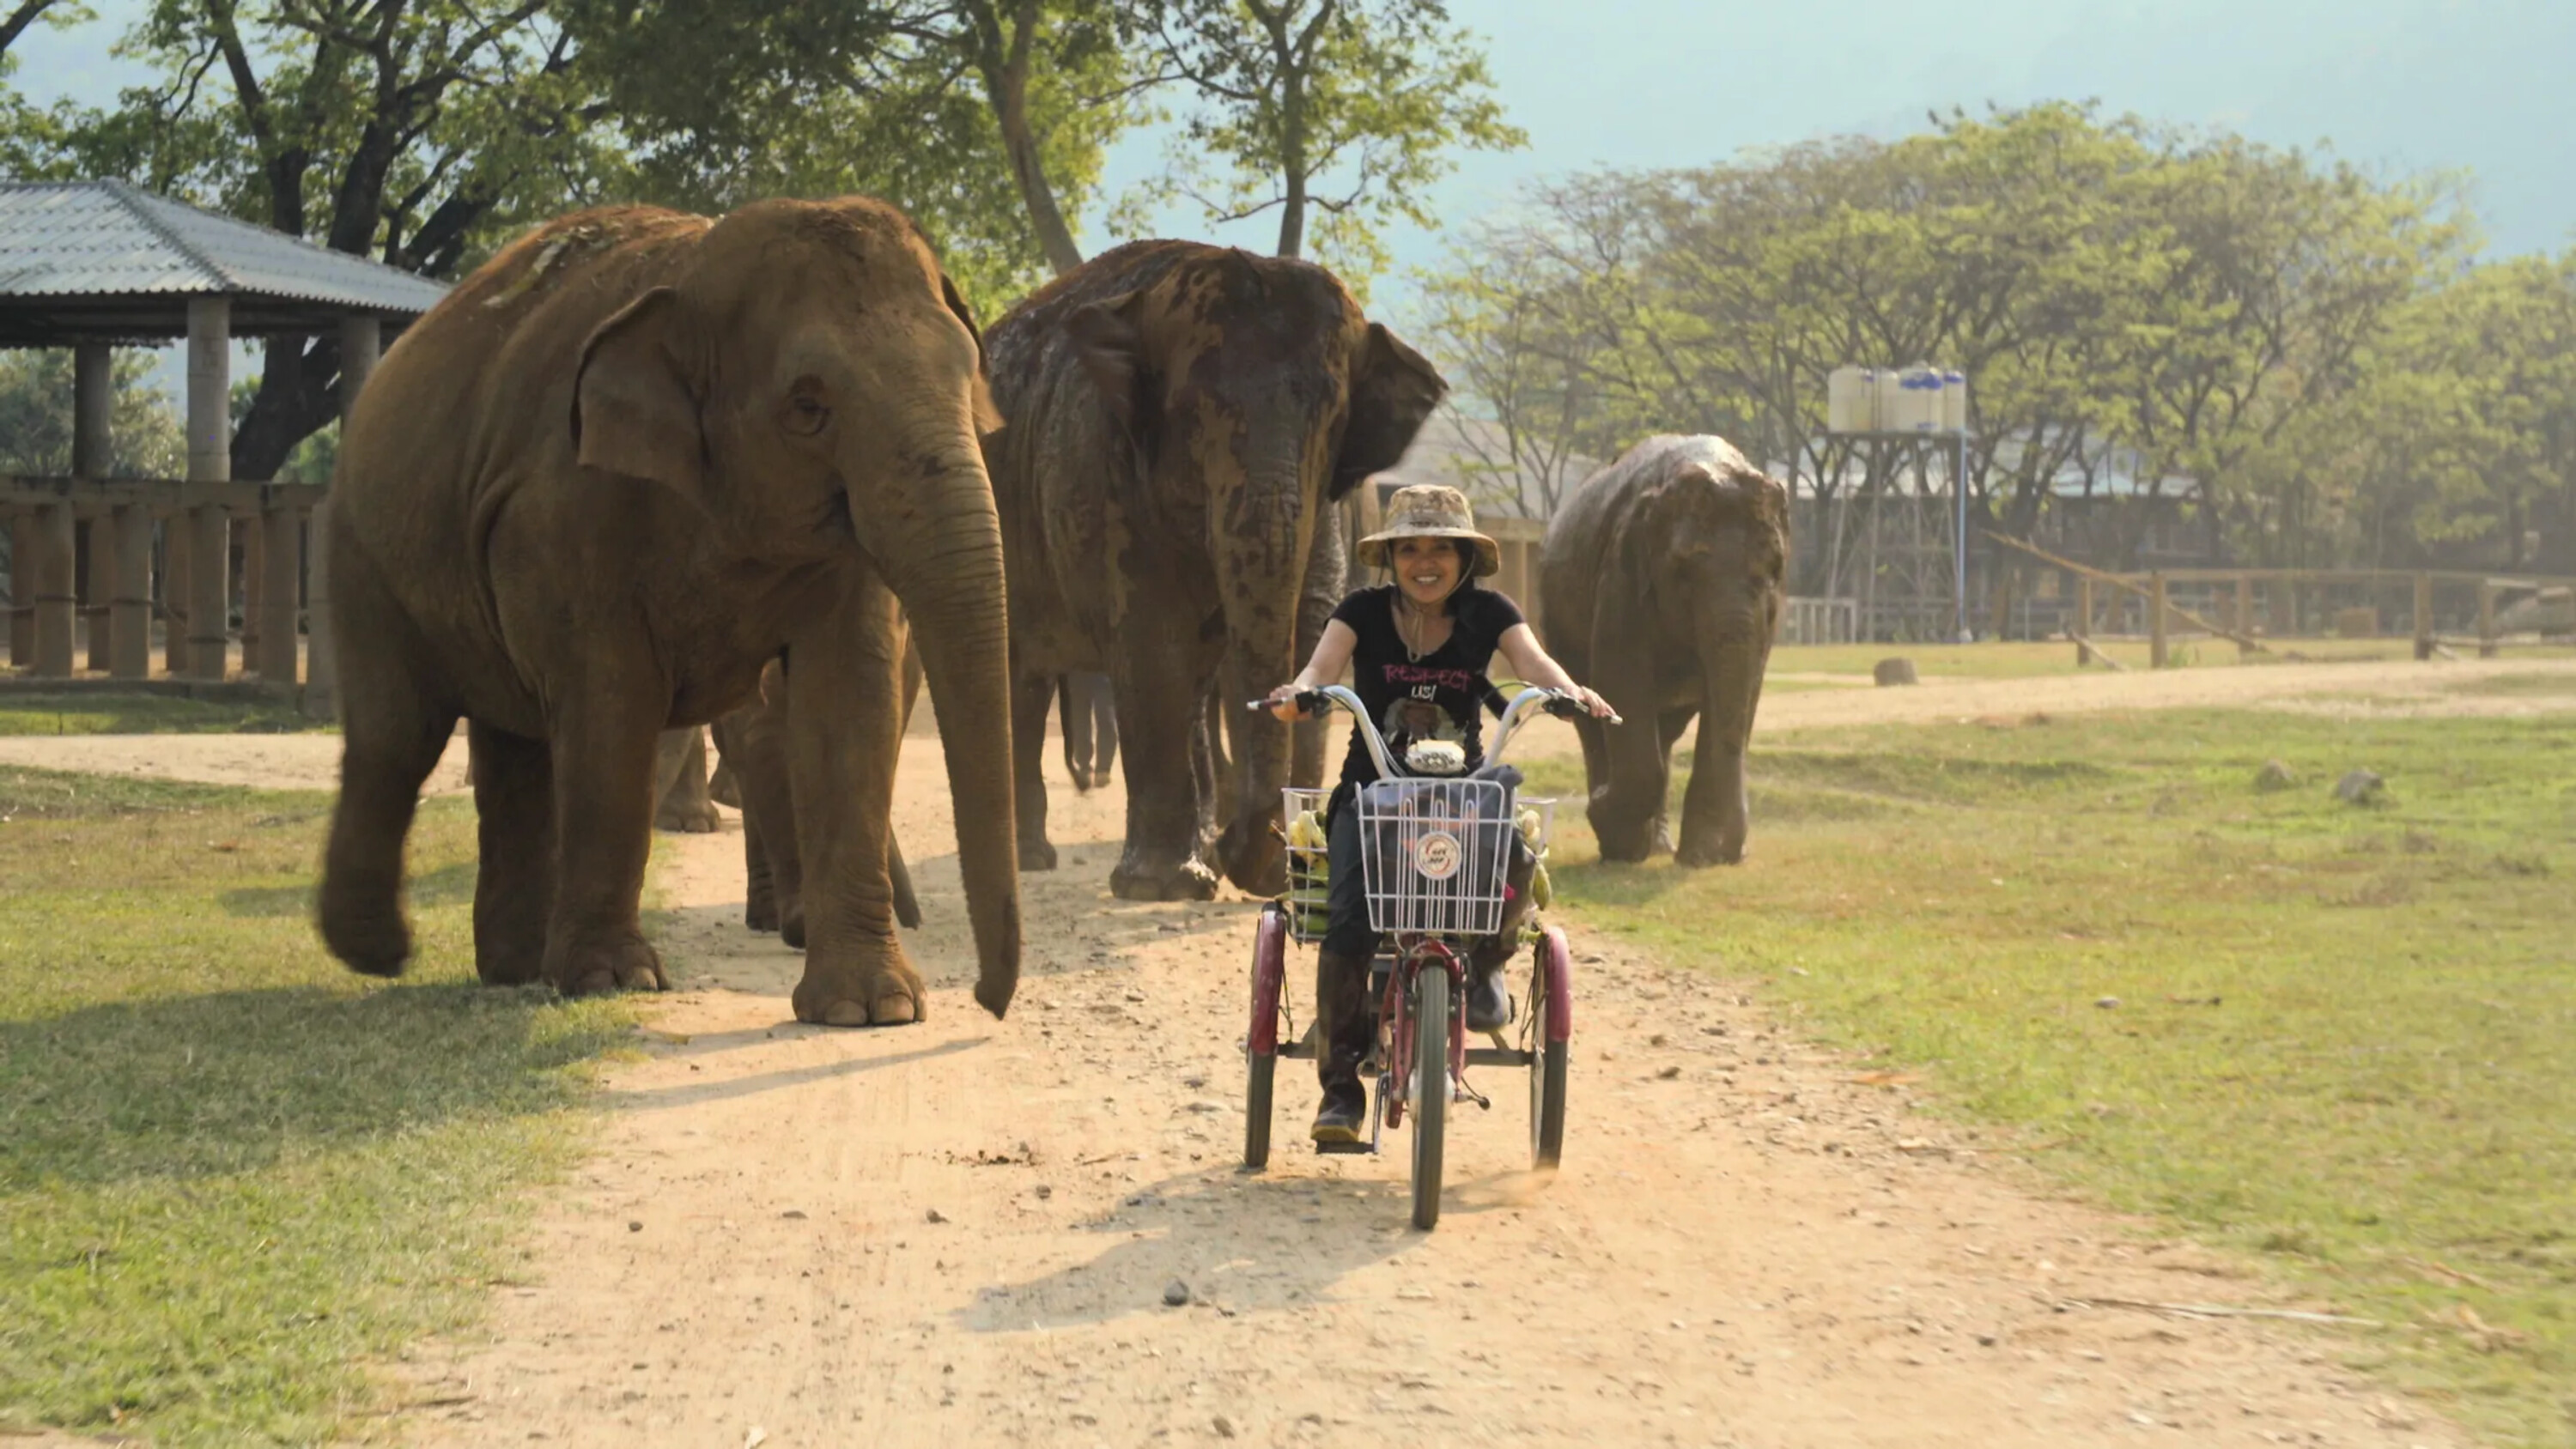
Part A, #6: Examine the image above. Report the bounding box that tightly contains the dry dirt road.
[14,657,2557,1447]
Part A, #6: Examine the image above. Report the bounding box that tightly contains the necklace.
[1395,594,1445,662]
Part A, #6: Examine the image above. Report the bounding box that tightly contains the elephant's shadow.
[956,1165,1540,1333]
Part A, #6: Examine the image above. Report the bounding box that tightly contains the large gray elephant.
[1540,434,1788,866]
[317,197,1021,1027]
[987,240,1443,901]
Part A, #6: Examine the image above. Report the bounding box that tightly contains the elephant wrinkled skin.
[1541,434,1789,866]
[986,240,1444,900]
[317,197,1021,1026]
[712,657,924,943]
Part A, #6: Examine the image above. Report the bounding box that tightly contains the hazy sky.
[15,0,2573,324]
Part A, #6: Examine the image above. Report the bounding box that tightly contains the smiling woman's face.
[1390,536,1463,609]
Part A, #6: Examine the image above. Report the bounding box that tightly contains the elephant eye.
[782,385,830,437]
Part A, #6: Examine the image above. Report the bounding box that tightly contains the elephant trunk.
[1211,456,1311,896]
[1678,608,1769,868]
[879,451,1023,1018]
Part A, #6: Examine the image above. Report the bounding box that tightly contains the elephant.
[316,196,1021,1027]
[652,727,722,833]
[1540,434,1789,867]
[1056,671,1117,790]
[711,656,923,943]
[986,240,1443,901]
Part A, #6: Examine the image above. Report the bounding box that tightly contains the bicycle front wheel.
[1408,964,1450,1231]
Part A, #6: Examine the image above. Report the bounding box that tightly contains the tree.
[23,0,619,481]
[1131,0,1521,277]
[0,349,188,477]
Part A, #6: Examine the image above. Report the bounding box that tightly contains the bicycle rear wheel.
[1408,964,1450,1230]
[1528,927,1573,1169]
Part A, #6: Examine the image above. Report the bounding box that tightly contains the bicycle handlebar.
[1242,684,1619,779]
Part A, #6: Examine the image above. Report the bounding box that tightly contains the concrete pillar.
[258,500,300,682]
[306,313,379,718]
[187,297,231,680]
[240,517,262,664]
[162,517,190,676]
[110,503,151,679]
[32,499,76,676]
[83,517,113,671]
[2148,572,2170,670]
[7,512,27,667]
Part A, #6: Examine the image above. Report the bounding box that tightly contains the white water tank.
[1827,366,1873,433]
[1874,369,1905,434]
[1941,369,1968,433]
[1895,366,1941,431]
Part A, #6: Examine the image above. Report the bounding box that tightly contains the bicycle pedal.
[1313,1139,1376,1155]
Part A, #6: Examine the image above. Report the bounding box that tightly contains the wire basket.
[1279,786,1334,943]
[1355,777,1519,937]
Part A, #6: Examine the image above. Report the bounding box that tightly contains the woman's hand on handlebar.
[1261,683,1313,722]
[1542,685,1621,723]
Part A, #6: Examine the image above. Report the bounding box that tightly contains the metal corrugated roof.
[0,179,449,314]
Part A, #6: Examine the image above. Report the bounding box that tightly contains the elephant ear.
[940,272,1005,436]
[1065,289,1155,440]
[570,288,708,501]
[1334,323,1446,500]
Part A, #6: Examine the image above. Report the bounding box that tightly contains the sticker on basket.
[1412,829,1463,880]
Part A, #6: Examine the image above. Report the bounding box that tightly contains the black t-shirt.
[1329,583,1527,791]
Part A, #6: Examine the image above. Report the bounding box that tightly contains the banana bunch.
[1516,807,1543,849]
[1530,859,1554,911]
[1285,809,1327,852]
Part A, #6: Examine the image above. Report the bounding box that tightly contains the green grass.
[0,693,329,736]
[1522,708,2576,1444]
[0,767,634,1446]
[1765,637,2412,680]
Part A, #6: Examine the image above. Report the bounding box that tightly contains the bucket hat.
[1357,484,1501,578]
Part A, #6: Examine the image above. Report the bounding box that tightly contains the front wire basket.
[1355,777,1515,937]
[1279,786,1334,943]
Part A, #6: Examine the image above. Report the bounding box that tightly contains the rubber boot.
[1312,946,1376,1143]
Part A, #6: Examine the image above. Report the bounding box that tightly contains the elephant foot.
[1110,855,1220,902]
[793,939,926,1027]
[744,899,778,933]
[669,805,720,834]
[1018,836,1059,872]
[319,892,410,979]
[781,906,806,951]
[546,934,667,997]
[1652,820,1676,858]
[473,939,544,987]
[1674,838,1746,869]
[1067,765,1092,792]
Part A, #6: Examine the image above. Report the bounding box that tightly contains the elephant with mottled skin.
[1540,434,1788,866]
[711,655,923,943]
[987,240,1442,901]
[1056,672,1117,791]
[316,197,1021,1027]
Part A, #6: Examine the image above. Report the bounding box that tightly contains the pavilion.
[0,179,448,712]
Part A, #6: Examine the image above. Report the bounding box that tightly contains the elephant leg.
[1012,670,1060,870]
[1108,609,1221,902]
[732,719,805,947]
[1060,676,1093,791]
[889,833,921,931]
[469,721,555,985]
[784,565,921,1026]
[1676,681,1755,868]
[742,799,778,933]
[539,700,668,997]
[653,726,720,833]
[1588,681,1671,864]
[1651,706,1697,858]
[1189,684,1223,863]
[707,755,741,809]
[316,567,460,979]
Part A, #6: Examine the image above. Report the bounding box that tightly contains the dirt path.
[369,753,2477,1447]
[12,659,2544,1446]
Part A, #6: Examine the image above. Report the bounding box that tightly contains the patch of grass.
[1525,708,2576,1445]
[2447,671,2576,699]
[1767,637,2404,680]
[0,766,634,1446]
[0,693,329,736]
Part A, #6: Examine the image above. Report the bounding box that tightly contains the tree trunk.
[977,0,1085,278]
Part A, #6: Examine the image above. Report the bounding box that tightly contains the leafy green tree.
[0,349,188,477]
[1128,0,1521,280]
